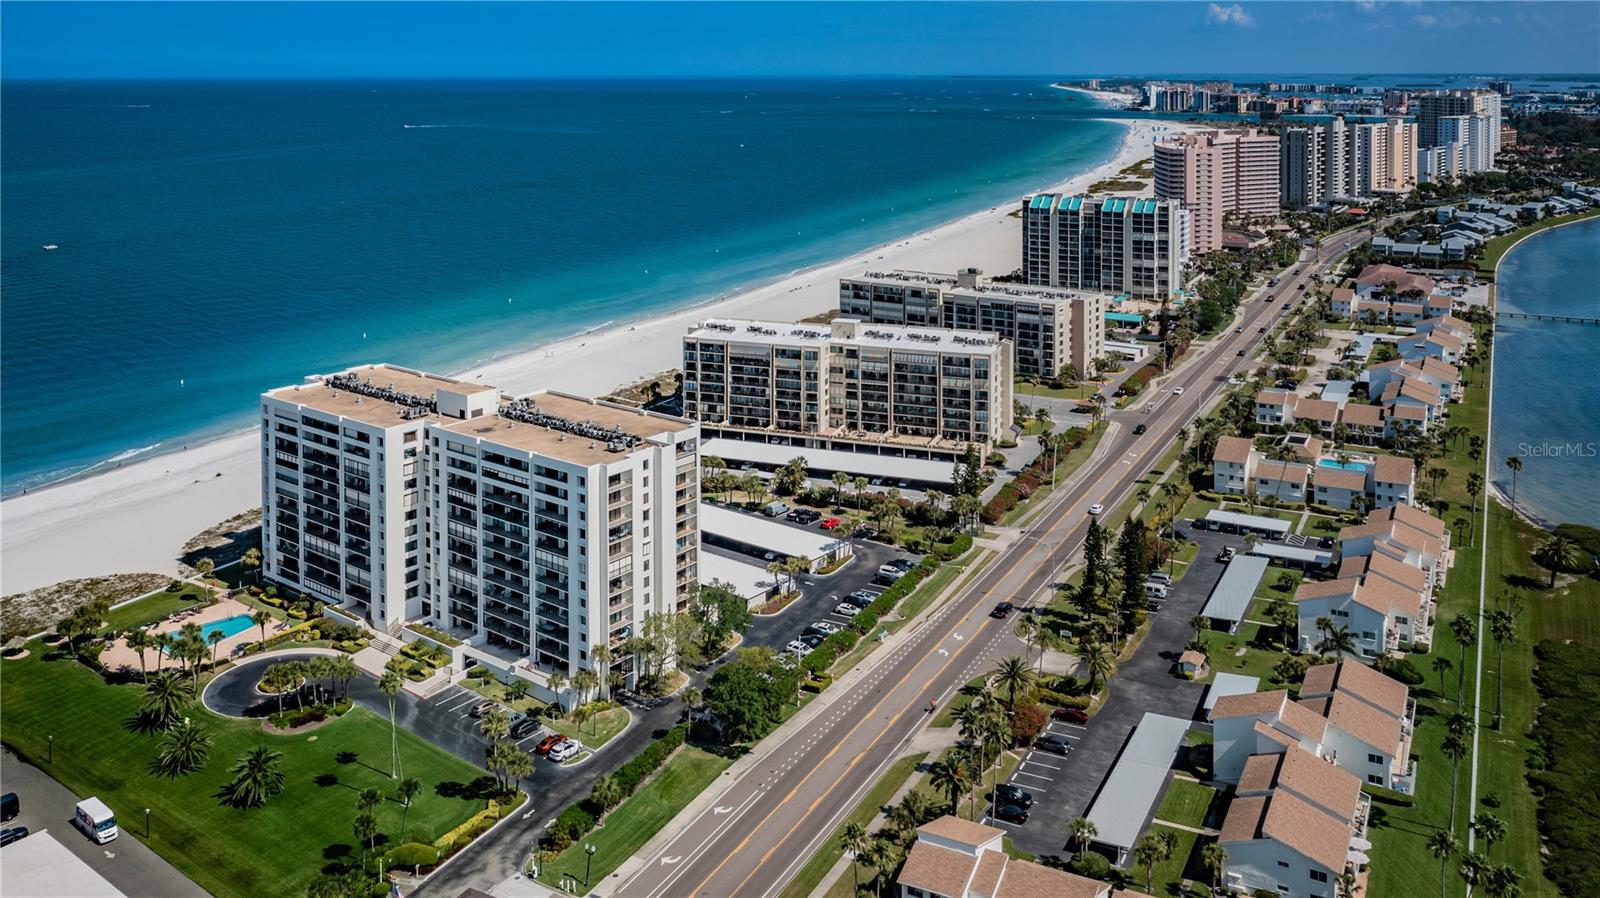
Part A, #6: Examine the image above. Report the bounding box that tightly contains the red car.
[534,734,566,756]
[820,517,841,530]
[1052,707,1089,725]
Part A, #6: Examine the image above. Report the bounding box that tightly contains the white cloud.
[1206,3,1256,27]
[1353,0,1378,12]
[1412,5,1482,30]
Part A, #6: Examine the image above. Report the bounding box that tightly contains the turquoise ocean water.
[0,79,1123,493]
[1489,216,1600,528]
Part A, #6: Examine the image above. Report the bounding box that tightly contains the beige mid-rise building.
[1154,128,1281,253]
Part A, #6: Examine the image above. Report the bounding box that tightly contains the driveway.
[0,748,212,898]
[999,528,1247,862]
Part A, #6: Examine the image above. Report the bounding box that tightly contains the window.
[1277,861,1290,869]
[1309,869,1329,883]
[1368,774,1384,785]
[1368,753,1385,765]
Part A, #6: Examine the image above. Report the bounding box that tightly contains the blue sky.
[3,1,1597,79]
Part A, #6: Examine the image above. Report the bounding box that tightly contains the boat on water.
[42,244,59,251]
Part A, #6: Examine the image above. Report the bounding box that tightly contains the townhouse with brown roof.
[1255,389,1299,427]
[897,817,1154,898]
[1339,503,1451,586]
[1220,745,1373,898]
[1295,573,1427,657]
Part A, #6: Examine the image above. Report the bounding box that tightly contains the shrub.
[386,842,441,871]
[1374,654,1425,686]
[1071,851,1111,879]
[241,620,315,655]
[1037,689,1090,710]
[1010,704,1048,745]
[546,804,596,851]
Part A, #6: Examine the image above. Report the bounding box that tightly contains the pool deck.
[98,596,295,676]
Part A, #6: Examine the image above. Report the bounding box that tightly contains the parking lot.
[989,526,1249,862]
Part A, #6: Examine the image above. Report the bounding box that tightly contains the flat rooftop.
[848,269,1110,305]
[0,829,127,897]
[699,437,956,484]
[688,318,1002,352]
[439,391,693,466]
[267,364,494,428]
[700,503,847,560]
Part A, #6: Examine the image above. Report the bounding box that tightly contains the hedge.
[544,724,690,851]
[434,797,509,850]
[385,842,442,871]
[241,619,316,655]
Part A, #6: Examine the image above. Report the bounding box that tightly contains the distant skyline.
[3,1,1598,80]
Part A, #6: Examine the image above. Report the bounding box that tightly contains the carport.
[1203,673,1262,713]
[1083,712,1192,865]
[700,503,853,572]
[699,551,777,606]
[1249,542,1335,571]
[1202,509,1291,541]
[700,438,956,486]
[1199,555,1269,634]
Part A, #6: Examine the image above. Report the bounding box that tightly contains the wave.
[402,124,450,129]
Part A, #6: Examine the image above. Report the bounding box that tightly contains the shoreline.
[1485,213,1599,533]
[0,115,1195,595]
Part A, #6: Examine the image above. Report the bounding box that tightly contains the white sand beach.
[0,118,1194,595]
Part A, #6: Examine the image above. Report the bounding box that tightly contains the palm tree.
[222,746,285,809]
[251,609,272,646]
[1133,832,1166,894]
[864,838,896,898]
[1503,455,1523,505]
[1486,607,1518,730]
[195,557,216,585]
[889,792,934,841]
[1472,811,1507,857]
[142,670,189,729]
[1316,624,1358,659]
[840,823,871,897]
[479,707,511,742]
[1451,615,1477,706]
[832,471,850,507]
[591,775,623,826]
[126,629,155,683]
[548,671,568,713]
[1081,639,1115,697]
[1485,863,1522,898]
[207,628,226,668]
[572,668,600,709]
[1532,534,1584,588]
[379,667,404,780]
[853,476,868,512]
[1069,816,1098,856]
[1431,655,1454,702]
[352,812,378,866]
[1201,842,1229,894]
[242,547,262,585]
[681,686,704,720]
[1335,870,1359,898]
[503,748,533,790]
[928,757,970,816]
[395,777,422,844]
[153,718,212,778]
[332,654,357,701]
[1441,731,1471,831]
[1459,850,1491,893]
[991,656,1036,712]
[1427,829,1458,898]
[592,644,614,699]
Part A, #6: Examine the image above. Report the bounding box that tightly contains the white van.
[75,797,117,844]
[762,501,789,518]
[1143,582,1169,600]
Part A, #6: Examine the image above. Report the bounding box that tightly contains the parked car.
[0,827,28,847]
[1035,734,1073,754]
[1217,546,1237,563]
[990,602,1015,619]
[800,634,825,649]
[993,804,1029,824]
[845,591,875,608]
[785,640,813,656]
[1052,707,1090,724]
[510,717,541,739]
[820,517,841,530]
[834,603,860,617]
[853,526,878,540]
[812,620,843,635]
[1147,572,1172,584]
[534,734,566,756]
[548,740,581,763]
[888,558,915,572]
[0,792,16,823]
[469,700,498,719]
[995,783,1034,808]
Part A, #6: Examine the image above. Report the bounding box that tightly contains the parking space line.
[1014,770,1053,782]
[1023,755,1062,770]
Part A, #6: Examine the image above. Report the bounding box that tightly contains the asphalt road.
[0,748,213,898]
[614,232,1372,898]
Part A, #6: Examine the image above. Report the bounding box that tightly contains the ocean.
[0,78,1121,493]
[1489,215,1600,528]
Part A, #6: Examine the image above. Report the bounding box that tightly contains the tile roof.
[1326,691,1403,756]
[1296,578,1359,602]
[1295,399,1341,423]
[1237,752,1283,794]
[1387,403,1428,421]
[1306,660,1410,718]
[994,857,1110,898]
[1340,404,1384,427]
[1254,719,1300,749]
[1212,689,1291,720]
[1261,789,1355,871]
[898,841,976,898]
[919,816,1005,846]
[1275,746,1362,821]
[970,847,1007,898]
[1314,467,1368,491]
[1358,550,1429,593]
[1256,389,1297,407]
[1373,454,1415,484]
[1213,435,1255,465]
[1219,794,1270,845]
[1388,501,1446,536]
[1277,694,1335,741]
[1255,460,1310,485]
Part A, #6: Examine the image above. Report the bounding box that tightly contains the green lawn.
[932,674,990,728]
[460,674,547,716]
[548,705,631,750]
[100,584,210,633]
[538,745,731,894]
[1476,209,1600,278]
[778,752,928,898]
[1197,621,1291,686]
[1155,778,1221,829]
[1017,380,1101,401]
[1140,825,1207,898]
[1004,426,1108,527]
[0,645,488,898]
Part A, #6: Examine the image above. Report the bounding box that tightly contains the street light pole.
[145,808,151,839]
[47,735,53,764]
[584,843,596,887]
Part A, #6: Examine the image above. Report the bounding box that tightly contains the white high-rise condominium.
[839,266,1106,379]
[1418,90,1501,162]
[1435,114,1495,175]
[1349,117,1418,196]
[1154,128,1280,253]
[681,316,1014,455]
[261,364,701,697]
[1019,195,1189,301]
[1280,116,1348,208]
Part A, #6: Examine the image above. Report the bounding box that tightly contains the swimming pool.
[1316,458,1368,472]
[163,614,256,652]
